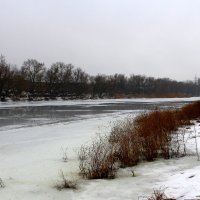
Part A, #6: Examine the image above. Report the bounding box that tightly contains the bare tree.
[47,62,74,97]
[21,59,45,97]
[0,55,12,101]
[73,68,89,97]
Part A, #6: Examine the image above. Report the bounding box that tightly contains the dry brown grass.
[134,110,179,160]
[78,101,200,179]
[78,136,118,179]
[148,189,176,200]
[109,118,141,167]
[179,101,200,122]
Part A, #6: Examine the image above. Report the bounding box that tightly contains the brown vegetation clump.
[134,110,179,160]
[78,136,118,179]
[78,101,200,179]
[179,101,200,121]
[148,189,176,200]
[109,118,141,167]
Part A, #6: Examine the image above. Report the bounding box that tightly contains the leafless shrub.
[0,178,5,188]
[110,118,141,167]
[56,170,77,190]
[61,147,68,162]
[78,136,118,179]
[193,125,200,161]
[179,128,187,156]
[148,189,175,200]
[130,169,135,177]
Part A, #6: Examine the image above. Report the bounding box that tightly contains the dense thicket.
[0,55,200,101]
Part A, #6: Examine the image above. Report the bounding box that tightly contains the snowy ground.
[0,99,200,200]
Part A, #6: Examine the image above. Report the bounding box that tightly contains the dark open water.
[0,100,193,130]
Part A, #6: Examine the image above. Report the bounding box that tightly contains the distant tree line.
[0,55,200,101]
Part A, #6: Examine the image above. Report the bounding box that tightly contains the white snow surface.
[0,99,200,200]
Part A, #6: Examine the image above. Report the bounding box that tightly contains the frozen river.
[0,98,198,130]
[0,97,200,200]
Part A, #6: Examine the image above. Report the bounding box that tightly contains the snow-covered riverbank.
[0,99,200,200]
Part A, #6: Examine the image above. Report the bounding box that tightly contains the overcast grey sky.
[1,0,200,81]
